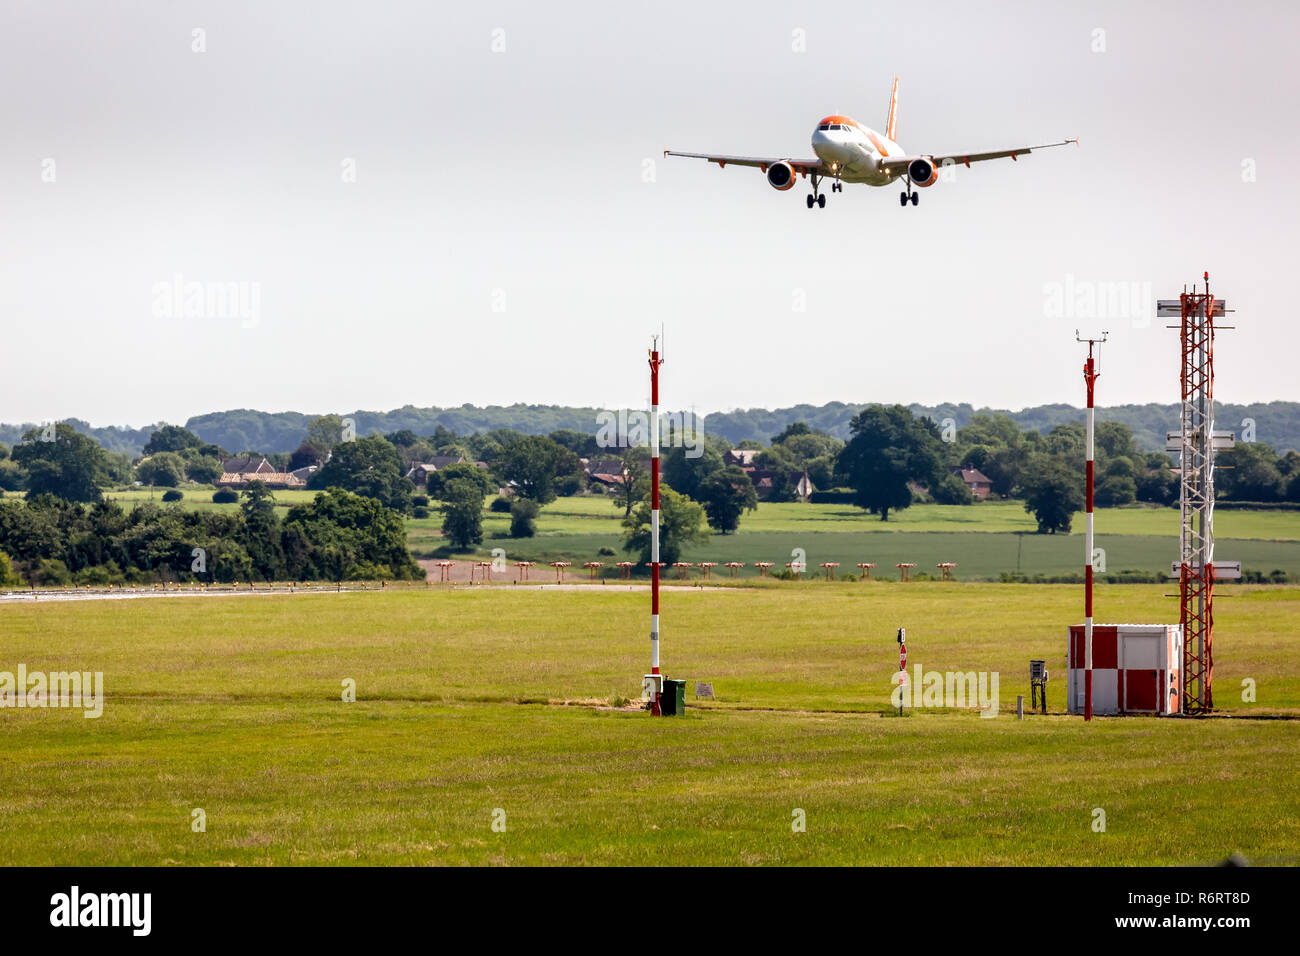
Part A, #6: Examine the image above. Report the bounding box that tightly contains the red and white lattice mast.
[1077,330,1107,722]
[1159,273,1237,715]
[646,337,664,715]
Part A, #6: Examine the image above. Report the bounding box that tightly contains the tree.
[509,498,539,537]
[622,486,709,566]
[1217,443,1284,502]
[135,452,187,487]
[1042,422,1086,458]
[754,445,801,502]
[283,487,422,580]
[698,466,757,533]
[771,422,811,445]
[440,478,485,549]
[0,550,23,586]
[428,425,459,450]
[0,458,22,492]
[184,454,224,484]
[427,462,495,500]
[548,428,598,458]
[301,415,348,463]
[288,443,320,471]
[931,470,974,505]
[980,443,1032,498]
[1020,456,1084,533]
[497,435,564,503]
[835,406,944,521]
[777,430,843,467]
[240,480,276,519]
[1095,473,1137,507]
[612,449,649,517]
[958,413,1023,448]
[1095,421,1140,460]
[384,429,420,449]
[1095,458,1137,507]
[12,425,111,503]
[662,444,724,501]
[143,425,205,455]
[308,435,412,512]
[238,481,285,579]
[1136,453,1179,505]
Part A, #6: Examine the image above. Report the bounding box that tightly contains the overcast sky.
[1,0,1296,428]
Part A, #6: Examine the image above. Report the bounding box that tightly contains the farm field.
[405,498,1300,579]
[1,584,1297,865]
[46,488,1300,580]
[458,496,1300,540]
[85,490,1300,543]
[101,486,320,512]
[486,531,1300,580]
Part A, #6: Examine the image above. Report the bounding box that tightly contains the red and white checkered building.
[1067,624,1183,716]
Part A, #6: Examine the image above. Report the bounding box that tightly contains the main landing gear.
[807,173,828,209]
[899,176,919,207]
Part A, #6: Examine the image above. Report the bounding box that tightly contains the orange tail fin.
[885,76,899,142]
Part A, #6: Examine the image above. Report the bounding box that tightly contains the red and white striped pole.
[649,340,663,715]
[1079,331,1106,721]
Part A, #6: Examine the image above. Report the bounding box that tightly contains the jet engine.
[907,158,939,187]
[766,161,797,191]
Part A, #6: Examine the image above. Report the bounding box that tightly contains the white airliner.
[665,77,1076,209]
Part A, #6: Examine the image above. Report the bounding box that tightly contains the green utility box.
[661,679,686,716]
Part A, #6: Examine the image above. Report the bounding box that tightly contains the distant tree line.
[8,400,1298,458]
[3,406,1299,575]
[0,482,421,586]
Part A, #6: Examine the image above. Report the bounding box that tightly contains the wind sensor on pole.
[1075,329,1108,722]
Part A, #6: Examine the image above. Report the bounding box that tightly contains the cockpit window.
[818,124,830,131]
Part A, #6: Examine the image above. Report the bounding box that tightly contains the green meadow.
[409,498,1300,580]
[1,584,1296,865]
[77,489,1300,580]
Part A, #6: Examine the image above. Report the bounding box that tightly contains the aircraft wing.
[878,138,1077,174]
[663,150,825,174]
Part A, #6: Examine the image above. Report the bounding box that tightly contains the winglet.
[886,76,900,142]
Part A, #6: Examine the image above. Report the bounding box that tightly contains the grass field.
[101,487,320,512]
[1,583,1297,865]
[407,498,1300,580]
[84,488,1300,580]
[442,496,1300,539]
